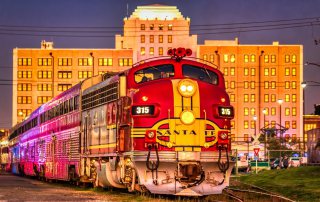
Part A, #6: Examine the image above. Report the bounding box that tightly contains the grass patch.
[239,166,320,201]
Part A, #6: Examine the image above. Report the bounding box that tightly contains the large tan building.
[12,4,304,156]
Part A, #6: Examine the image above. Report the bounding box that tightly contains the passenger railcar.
[8,48,234,196]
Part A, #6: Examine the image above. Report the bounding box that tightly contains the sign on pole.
[253,148,260,157]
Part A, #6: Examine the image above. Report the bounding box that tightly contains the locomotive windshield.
[182,64,218,85]
[134,64,174,83]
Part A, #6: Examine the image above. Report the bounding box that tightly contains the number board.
[218,106,234,118]
[132,105,155,115]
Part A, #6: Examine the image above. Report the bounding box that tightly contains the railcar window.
[134,64,174,84]
[182,65,218,85]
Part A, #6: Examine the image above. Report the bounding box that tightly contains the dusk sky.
[1,0,320,128]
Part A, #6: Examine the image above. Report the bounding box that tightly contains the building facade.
[12,4,304,157]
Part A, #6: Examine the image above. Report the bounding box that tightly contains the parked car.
[270,158,281,169]
[237,156,249,171]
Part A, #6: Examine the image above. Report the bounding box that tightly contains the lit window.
[284,94,290,102]
[231,122,235,129]
[230,94,235,102]
[168,35,172,43]
[244,54,249,63]
[159,24,163,30]
[58,58,72,66]
[285,81,290,89]
[210,54,214,62]
[251,68,255,76]
[251,94,255,102]
[168,24,173,30]
[271,55,276,63]
[251,108,255,115]
[244,121,249,129]
[264,94,269,102]
[292,55,297,63]
[244,81,249,89]
[292,120,297,129]
[285,55,290,63]
[271,94,276,102]
[292,67,296,76]
[271,107,276,115]
[230,67,235,76]
[224,67,228,76]
[78,71,92,79]
[264,108,269,115]
[292,107,296,116]
[223,54,228,63]
[292,81,296,89]
[251,120,255,129]
[251,54,256,62]
[264,120,269,127]
[18,58,32,66]
[159,35,163,43]
[244,134,249,142]
[285,67,290,76]
[271,81,276,89]
[244,68,249,76]
[38,58,52,66]
[285,108,290,116]
[118,58,133,66]
[244,94,249,102]
[149,47,154,55]
[285,121,290,129]
[98,58,113,66]
[150,35,154,43]
[271,68,276,76]
[225,81,228,88]
[264,81,269,89]
[141,24,145,30]
[250,81,255,89]
[292,94,296,102]
[159,47,163,56]
[230,54,236,63]
[150,24,154,30]
[203,54,208,61]
[231,134,235,141]
[244,107,249,116]
[264,55,269,63]
[271,121,276,127]
[230,81,235,89]
[141,47,145,55]
[264,68,269,76]
[141,35,145,43]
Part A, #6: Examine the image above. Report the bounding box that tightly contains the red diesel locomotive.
[8,48,234,196]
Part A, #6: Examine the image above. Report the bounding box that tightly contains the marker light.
[180,110,195,125]
[178,79,196,97]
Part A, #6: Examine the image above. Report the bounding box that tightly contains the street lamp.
[262,109,267,159]
[301,82,307,154]
[305,62,320,68]
[278,99,283,162]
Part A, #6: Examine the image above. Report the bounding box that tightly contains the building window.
[149,47,154,55]
[18,58,32,66]
[38,58,52,66]
[251,94,255,102]
[17,109,32,117]
[244,134,249,142]
[285,108,290,116]
[271,55,276,63]
[264,120,269,127]
[244,94,249,102]
[292,107,296,116]
[223,54,228,63]
[224,67,228,76]
[203,54,208,61]
[231,134,235,141]
[118,58,133,66]
[38,71,52,79]
[271,68,276,76]
[210,54,214,62]
[271,121,276,127]
[225,81,228,89]
[244,81,249,89]
[78,58,93,66]
[230,94,235,102]
[244,54,249,63]
[230,67,235,76]
[285,55,290,63]
[159,35,163,43]
[141,24,145,30]
[285,81,290,89]
[271,81,276,89]
[98,58,113,66]
[18,71,32,78]
[285,67,290,76]
[285,94,290,102]
[244,107,249,116]
[58,71,72,79]
[292,81,296,89]
[292,120,297,129]
[17,83,32,91]
[251,68,255,76]
[264,55,269,63]
[271,107,276,115]
[244,121,249,129]
[264,81,269,89]
[37,84,52,91]
[37,96,51,104]
[168,24,173,30]
[264,108,269,115]
[264,94,269,102]
[292,67,296,76]
[150,24,154,30]
[292,55,297,63]
[58,84,72,91]
[58,58,72,66]
[17,96,32,104]
[159,47,163,56]
[150,35,154,43]
[251,108,256,115]
[264,68,269,76]
[141,47,145,55]
[285,121,290,129]
[292,94,296,103]
[230,81,235,89]
[141,35,145,43]
[244,68,249,76]
[251,54,256,62]
[250,81,255,89]
[159,24,163,30]
[168,35,172,43]
[271,94,276,102]
[230,54,235,63]
[78,71,92,79]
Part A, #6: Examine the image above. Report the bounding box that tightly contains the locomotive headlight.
[180,110,195,125]
[178,79,196,97]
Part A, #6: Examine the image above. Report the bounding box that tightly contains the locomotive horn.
[176,47,186,57]
[167,48,174,56]
[186,48,192,56]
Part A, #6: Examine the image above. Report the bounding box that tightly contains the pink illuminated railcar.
[9,48,234,196]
